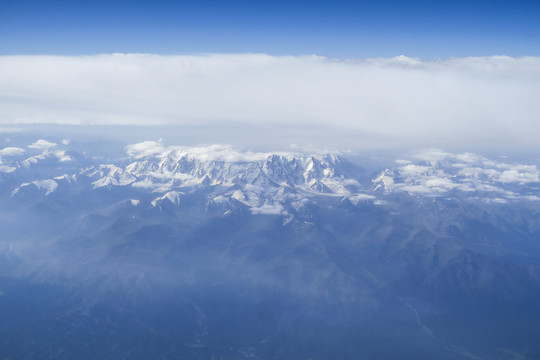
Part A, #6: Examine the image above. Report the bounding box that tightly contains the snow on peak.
[87,164,136,188]
[107,142,371,212]
[120,142,352,194]
[8,140,540,216]
[151,191,182,206]
[20,150,72,168]
[33,179,58,195]
[12,179,58,196]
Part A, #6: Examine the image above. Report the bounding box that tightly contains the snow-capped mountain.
[5,140,540,213]
[90,143,369,212]
[4,140,372,214]
[2,140,540,360]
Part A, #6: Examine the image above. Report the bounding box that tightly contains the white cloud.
[125,141,292,162]
[399,164,432,178]
[0,165,16,173]
[52,150,72,162]
[0,147,25,156]
[1,54,540,151]
[168,145,280,162]
[498,169,539,183]
[455,153,487,163]
[250,203,284,215]
[131,179,156,189]
[375,149,540,200]
[349,193,376,205]
[125,140,166,158]
[411,149,453,164]
[28,139,57,150]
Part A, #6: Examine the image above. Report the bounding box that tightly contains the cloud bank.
[1,54,539,151]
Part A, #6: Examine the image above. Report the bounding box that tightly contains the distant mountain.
[1,141,540,359]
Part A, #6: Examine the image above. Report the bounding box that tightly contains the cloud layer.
[1,54,539,150]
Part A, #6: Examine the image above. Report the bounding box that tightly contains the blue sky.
[1,0,539,58]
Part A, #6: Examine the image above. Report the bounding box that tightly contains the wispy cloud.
[1,54,539,151]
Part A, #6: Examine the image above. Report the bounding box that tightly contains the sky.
[1,0,540,58]
[1,0,540,154]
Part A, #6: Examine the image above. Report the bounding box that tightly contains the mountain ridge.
[2,140,540,359]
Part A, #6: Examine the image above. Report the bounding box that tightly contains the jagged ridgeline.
[1,140,540,360]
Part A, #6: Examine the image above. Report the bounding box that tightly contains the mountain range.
[1,139,540,359]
